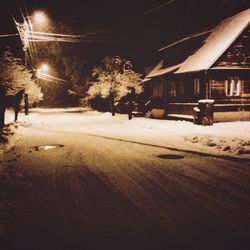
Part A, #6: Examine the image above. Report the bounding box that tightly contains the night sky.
[1,0,250,69]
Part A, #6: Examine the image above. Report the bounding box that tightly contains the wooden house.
[145,9,250,122]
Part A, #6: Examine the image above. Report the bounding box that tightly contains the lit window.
[153,81,164,98]
[179,81,184,96]
[225,77,241,96]
[194,78,200,96]
[170,82,177,97]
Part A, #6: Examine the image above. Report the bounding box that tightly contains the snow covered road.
[1,111,250,250]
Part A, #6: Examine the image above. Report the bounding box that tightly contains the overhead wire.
[3,0,178,77]
[37,72,72,85]
[158,29,213,51]
[6,0,177,44]
[0,33,18,37]
[78,0,177,37]
[23,3,39,71]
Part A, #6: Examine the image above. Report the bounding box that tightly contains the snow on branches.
[0,51,43,104]
[87,56,143,102]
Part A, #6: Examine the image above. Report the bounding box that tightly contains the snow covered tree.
[87,56,143,115]
[0,51,43,105]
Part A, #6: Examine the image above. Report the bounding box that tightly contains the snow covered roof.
[146,61,181,78]
[147,8,250,77]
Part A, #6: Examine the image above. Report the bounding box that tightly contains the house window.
[210,80,225,97]
[225,77,241,96]
[158,81,164,98]
[242,80,250,96]
[170,82,177,97]
[153,81,164,98]
[194,78,200,96]
[153,83,159,98]
[179,81,184,96]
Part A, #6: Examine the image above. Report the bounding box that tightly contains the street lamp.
[37,63,50,78]
[33,11,47,26]
[39,63,50,73]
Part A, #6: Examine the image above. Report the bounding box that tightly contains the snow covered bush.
[87,56,143,114]
[0,51,43,105]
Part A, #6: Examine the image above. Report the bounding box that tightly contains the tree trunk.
[128,92,133,120]
[0,88,6,131]
[110,92,115,116]
[0,104,5,131]
[24,93,29,115]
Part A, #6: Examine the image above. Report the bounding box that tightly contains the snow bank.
[0,123,18,154]
[3,109,250,159]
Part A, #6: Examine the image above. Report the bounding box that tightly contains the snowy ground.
[1,108,250,249]
[1,108,250,159]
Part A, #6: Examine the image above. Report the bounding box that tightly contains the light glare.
[38,63,50,74]
[33,11,47,25]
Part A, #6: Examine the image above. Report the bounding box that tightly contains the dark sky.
[1,0,250,69]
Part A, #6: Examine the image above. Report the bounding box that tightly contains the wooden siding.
[210,80,225,98]
[242,80,250,96]
[216,24,250,67]
[209,78,250,101]
[166,103,197,115]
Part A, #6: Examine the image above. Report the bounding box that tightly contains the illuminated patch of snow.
[34,144,64,151]
[2,109,250,159]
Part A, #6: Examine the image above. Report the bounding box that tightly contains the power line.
[3,0,176,42]
[82,0,177,35]
[2,0,177,72]
[0,33,18,38]
[158,30,212,52]
[122,0,176,25]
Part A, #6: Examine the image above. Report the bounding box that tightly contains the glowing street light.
[16,10,48,43]
[37,63,50,79]
[38,63,50,74]
[33,11,48,26]
[36,64,70,83]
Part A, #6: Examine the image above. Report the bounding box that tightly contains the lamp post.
[15,11,48,67]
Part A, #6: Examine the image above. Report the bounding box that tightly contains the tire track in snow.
[53,164,95,250]
[74,163,182,250]
[124,154,250,249]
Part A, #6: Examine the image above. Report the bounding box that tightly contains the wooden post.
[0,86,6,131]
[14,90,24,122]
[198,99,214,126]
[204,71,209,99]
[24,93,29,115]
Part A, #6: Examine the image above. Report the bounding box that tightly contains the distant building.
[145,9,250,122]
